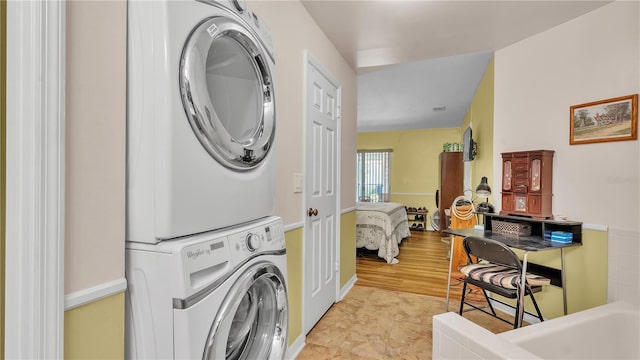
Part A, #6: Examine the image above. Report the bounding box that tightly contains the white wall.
[494,1,640,303]
[249,1,357,225]
[65,1,126,294]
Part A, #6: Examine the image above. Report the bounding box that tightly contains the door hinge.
[335,260,339,272]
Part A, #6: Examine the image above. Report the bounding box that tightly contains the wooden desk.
[444,214,582,327]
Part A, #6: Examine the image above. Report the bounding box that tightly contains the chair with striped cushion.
[458,236,550,328]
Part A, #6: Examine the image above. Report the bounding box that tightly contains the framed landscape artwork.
[570,94,638,145]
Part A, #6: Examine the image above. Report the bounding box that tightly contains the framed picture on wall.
[570,94,638,145]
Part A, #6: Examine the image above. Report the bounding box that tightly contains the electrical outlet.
[293,173,303,193]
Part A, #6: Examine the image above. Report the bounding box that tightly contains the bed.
[356,202,411,264]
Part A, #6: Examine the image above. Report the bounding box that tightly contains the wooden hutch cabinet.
[439,151,463,231]
[500,150,554,219]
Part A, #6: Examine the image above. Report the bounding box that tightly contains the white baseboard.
[339,274,357,301]
[583,223,608,231]
[284,221,304,232]
[64,278,128,311]
[341,206,357,214]
[286,333,305,360]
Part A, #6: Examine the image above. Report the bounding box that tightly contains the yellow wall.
[461,56,495,205]
[494,229,608,319]
[284,227,303,345]
[357,128,461,218]
[64,293,125,359]
[340,210,357,287]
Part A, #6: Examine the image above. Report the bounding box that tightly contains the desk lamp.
[475,176,494,213]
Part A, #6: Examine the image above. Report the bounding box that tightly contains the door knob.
[307,208,318,217]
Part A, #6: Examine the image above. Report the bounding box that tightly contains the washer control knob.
[246,233,261,252]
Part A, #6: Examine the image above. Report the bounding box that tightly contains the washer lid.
[180,16,275,171]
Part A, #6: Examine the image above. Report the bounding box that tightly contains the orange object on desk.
[449,204,477,277]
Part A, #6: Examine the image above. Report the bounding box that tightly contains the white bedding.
[356,202,411,264]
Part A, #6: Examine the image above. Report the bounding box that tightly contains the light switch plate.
[293,173,304,193]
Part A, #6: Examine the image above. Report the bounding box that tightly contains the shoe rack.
[406,207,428,231]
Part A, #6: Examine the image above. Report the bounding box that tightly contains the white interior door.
[303,55,339,334]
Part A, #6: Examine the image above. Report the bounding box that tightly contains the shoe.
[411,223,418,230]
[417,224,424,230]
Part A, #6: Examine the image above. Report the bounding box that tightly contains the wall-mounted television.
[463,126,476,162]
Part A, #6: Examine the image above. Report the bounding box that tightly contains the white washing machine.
[127,0,277,243]
[125,216,288,359]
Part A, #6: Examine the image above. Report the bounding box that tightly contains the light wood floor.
[356,230,464,299]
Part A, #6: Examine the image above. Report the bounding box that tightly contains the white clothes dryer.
[125,216,288,359]
[127,0,277,243]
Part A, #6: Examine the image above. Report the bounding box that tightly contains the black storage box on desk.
[482,213,582,287]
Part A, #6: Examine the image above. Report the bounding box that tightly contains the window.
[356,150,391,202]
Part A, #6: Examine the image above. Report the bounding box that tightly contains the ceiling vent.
[432,106,447,112]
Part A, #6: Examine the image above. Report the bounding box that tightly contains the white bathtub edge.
[434,303,640,360]
[499,301,638,343]
[497,301,639,359]
[432,312,542,360]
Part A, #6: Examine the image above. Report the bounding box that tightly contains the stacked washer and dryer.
[125,1,288,359]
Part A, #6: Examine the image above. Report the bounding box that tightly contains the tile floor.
[295,285,514,359]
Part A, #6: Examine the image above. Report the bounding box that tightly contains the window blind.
[356,150,391,202]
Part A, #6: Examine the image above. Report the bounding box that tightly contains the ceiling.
[301,0,612,132]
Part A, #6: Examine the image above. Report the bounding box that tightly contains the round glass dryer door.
[180,16,275,171]
[204,262,288,360]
